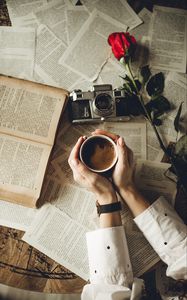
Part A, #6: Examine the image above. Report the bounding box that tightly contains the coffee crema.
[81,137,115,171]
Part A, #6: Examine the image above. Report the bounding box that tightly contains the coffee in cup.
[80,135,118,173]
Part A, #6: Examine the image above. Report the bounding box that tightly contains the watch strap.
[96,200,122,216]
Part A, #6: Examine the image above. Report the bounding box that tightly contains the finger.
[127,148,134,166]
[91,129,119,143]
[68,136,85,167]
[72,169,82,183]
[116,137,129,166]
[71,158,97,180]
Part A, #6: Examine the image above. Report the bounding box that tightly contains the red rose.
[108,32,137,61]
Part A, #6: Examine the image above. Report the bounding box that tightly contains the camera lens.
[94,93,113,116]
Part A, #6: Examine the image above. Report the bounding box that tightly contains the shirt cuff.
[134,196,187,279]
[86,226,133,287]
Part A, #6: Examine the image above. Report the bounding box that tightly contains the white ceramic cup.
[79,134,118,173]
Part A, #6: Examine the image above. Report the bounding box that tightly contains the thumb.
[72,159,95,178]
[116,137,128,165]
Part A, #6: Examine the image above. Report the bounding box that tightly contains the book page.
[0,75,68,145]
[130,8,152,39]
[59,9,126,81]
[82,0,142,30]
[94,58,125,89]
[0,200,36,231]
[0,133,51,207]
[39,176,97,229]
[34,24,81,90]
[66,6,89,44]
[149,6,187,73]
[34,0,72,46]
[0,27,35,80]
[6,0,47,25]
[164,72,187,118]
[146,119,176,163]
[135,160,176,206]
[23,204,89,280]
[103,122,147,159]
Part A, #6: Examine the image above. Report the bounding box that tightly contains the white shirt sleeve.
[81,226,144,300]
[134,196,187,280]
[86,226,133,286]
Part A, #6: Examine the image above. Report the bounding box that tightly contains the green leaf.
[135,79,142,91]
[122,83,132,94]
[153,118,162,126]
[129,94,144,116]
[174,135,187,157]
[145,95,171,118]
[174,102,183,133]
[140,65,151,84]
[120,74,133,85]
[121,75,141,93]
[146,72,165,97]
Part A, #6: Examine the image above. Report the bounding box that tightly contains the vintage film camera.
[69,84,130,123]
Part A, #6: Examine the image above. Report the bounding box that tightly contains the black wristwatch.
[96,200,122,216]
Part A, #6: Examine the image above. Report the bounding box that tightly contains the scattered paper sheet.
[23,204,90,280]
[82,0,142,30]
[146,118,176,163]
[135,160,176,206]
[103,122,147,159]
[6,0,46,25]
[149,6,187,73]
[0,27,35,80]
[94,58,125,88]
[34,24,81,90]
[66,6,89,44]
[164,72,187,118]
[59,9,126,81]
[0,200,36,231]
[130,8,152,39]
[34,0,72,46]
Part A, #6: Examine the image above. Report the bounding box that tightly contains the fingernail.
[83,135,87,139]
[72,159,79,167]
[118,137,125,146]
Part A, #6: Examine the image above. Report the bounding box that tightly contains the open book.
[0,75,68,207]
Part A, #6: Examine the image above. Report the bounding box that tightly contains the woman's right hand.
[92,129,150,217]
[92,129,136,196]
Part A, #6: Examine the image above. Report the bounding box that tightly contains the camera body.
[69,84,130,123]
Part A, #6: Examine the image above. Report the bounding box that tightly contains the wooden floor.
[0,284,80,300]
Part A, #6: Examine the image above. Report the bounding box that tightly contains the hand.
[91,130,150,217]
[68,136,117,205]
[92,129,136,196]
